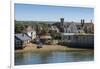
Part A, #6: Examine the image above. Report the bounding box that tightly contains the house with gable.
[15,33,31,49]
[25,25,36,40]
[62,22,83,42]
[61,19,94,48]
[15,25,37,49]
[49,25,60,33]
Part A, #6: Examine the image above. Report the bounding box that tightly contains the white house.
[49,25,59,33]
[25,26,36,40]
[64,22,78,33]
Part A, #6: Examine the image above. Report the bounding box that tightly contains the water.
[15,50,94,65]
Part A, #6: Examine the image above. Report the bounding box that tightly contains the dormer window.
[68,36,71,40]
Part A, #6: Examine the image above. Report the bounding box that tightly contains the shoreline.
[15,43,93,53]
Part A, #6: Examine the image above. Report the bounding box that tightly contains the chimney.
[83,19,85,24]
[91,20,92,23]
[60,18,64,32]
[60,18,64,26]
[81,19,82,24]
[81,19,85,27]
[22,29,26,37]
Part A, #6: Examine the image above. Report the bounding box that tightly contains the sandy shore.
[15,43,93,53]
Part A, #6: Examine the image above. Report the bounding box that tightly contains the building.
[39,35,52,45]
[61,33,94,48]
[64,22,85,33]
[61,19,94,48]
[25,26,36,40]
[49,25,59,33]
[83,23,94,34]
[60,18,64,26]
[60,18,64,32]
[15,33,31,49]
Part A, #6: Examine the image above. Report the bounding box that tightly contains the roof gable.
[15,34,31,41]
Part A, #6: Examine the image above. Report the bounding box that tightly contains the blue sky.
[15,3,94,22]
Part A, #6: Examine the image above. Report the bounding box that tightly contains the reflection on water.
[15,50,94,65]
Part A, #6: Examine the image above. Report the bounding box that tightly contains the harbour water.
[15,50,94,65]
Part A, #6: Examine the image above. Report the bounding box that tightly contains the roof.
[26,26,34,32]
[40,35,52,39]
[23,26,35,33]
[15,34,31,41]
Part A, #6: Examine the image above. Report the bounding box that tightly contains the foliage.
[50,31,61,39]
[15,21,49,35]
[39,23,49,35]
[15,21,25,33]
[15,21,61,40]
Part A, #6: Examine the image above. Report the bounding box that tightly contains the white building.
[62,22,85,41]
[49,25,59,33]
[25,26,36,40]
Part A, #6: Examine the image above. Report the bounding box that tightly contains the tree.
[50,31,61,39]
[15,21,25,33]
[38,23,49,35]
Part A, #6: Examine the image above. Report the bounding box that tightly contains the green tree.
[39,23,49,35]
[50,31,61,39]
[15,21,25,33]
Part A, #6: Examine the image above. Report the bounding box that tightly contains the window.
[16,40,21,44]
[75,36,78,40]
[68,36,71,40]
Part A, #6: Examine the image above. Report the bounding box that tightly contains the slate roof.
[15,34,31,41]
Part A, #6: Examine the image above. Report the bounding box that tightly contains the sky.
[15,3,94,22]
